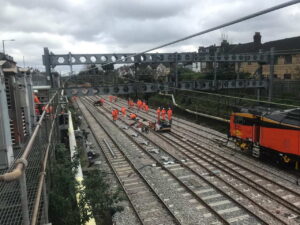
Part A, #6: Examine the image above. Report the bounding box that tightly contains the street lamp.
[2,39,15,55]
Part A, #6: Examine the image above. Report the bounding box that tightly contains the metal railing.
[0,91,60,225]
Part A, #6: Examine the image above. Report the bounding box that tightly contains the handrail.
[0,91,58,182]
[30,106,58,225]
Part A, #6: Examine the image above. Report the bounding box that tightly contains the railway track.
[89,96,300,224]
[159,132,300,224]
[77,99,182,225]
[83,96,277,224]
[82,97,252,224]
[105,97,300,185]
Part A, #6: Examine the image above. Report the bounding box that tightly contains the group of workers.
[94,96,173,126]
[128,98,149,112]
[156,107,172,122]
[33,92,53,115]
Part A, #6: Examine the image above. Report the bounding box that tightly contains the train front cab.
[229,113,259,151]
[259,117,300,169]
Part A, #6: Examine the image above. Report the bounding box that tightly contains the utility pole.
[256,63,263,101]
[23,56,26,68]
[213,50,218,88]
[175,52,178,88]
[44,48,54,88]
[236,62,240,80]
[2,39,15,55]
[268,47,275,102]
[69,52,73,77]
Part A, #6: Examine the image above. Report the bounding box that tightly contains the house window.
[273,74,278,78]
[284,55,292,64]
[284,74,291,79]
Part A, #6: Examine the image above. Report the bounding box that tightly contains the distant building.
[155,64,170,79]
[198,32,300,80]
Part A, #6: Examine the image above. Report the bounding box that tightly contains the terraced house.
[198,32,300,80]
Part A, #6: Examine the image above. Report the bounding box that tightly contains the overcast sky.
[0,0,299,73]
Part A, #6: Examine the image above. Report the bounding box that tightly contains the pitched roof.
[261,36,300,51]
[228,42,261,54]
[211,35,300,54]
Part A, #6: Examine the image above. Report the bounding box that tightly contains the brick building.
[198,32,300,80]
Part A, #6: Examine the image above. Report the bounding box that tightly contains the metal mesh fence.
[0,93,60,225]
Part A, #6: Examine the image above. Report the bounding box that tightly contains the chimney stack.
[253,32,261,45]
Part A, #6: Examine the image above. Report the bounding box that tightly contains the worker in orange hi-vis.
[109,96,113,102]
[142,102,147,111]
[33,93,41,104]
[167,108,173,121]
[100,98,105,105]
[156,107,161,121]
[33,93,42,115]
[136,99,141,110]
[112,109,116,121]
[130,113,137,120]
[145,104,149,113]
[115,109,119,119]
[161,108,166,120]
[121,107,126,117]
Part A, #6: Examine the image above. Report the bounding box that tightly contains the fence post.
[268,47,275,102]
[43,179,49,223]
[19,171,30,225]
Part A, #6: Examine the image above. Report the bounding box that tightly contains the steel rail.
[103,139,116,158]
[165,131,300,216]
[82,97,232,225]
[76,100,147,225]
[169,131,300,210]
[158,132,291,224]
[89,97,283,224]
[110,96,300,186]
[84,96,263,225]
[78,98,183,225]
[0,91,58,182]
[96,96,300,224]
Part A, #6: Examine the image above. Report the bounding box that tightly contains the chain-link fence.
[0,92,60,225]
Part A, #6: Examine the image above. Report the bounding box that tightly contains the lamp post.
[2,39,15,55]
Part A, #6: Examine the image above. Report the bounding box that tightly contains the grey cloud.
[0,0,299,70]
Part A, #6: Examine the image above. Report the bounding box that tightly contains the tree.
[79,170,124,224]
[49,144,89,225]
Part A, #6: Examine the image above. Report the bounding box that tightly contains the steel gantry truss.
[64,79,267,97]
[43,48,269,68]
[43,47,269,97]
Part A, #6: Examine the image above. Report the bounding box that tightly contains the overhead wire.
[170,87,300,108]
[70,0,300,76]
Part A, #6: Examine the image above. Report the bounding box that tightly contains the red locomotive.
[229,108,300,169]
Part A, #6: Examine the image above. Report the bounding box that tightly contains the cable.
[65,0,300,76]
[170,87,300,108]
[102,0,300,65]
